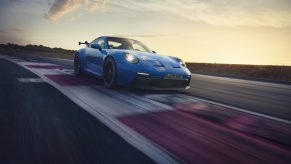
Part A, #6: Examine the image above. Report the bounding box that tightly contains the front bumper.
[133,74,191,89]
[116,60,192,88]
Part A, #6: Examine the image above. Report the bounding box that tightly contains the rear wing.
[78,41,89,46]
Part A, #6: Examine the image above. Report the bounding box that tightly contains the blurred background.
[1,0,291,65]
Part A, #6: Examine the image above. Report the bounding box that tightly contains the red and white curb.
[2,55,291,163]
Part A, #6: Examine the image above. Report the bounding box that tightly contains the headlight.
[124,53,139,64]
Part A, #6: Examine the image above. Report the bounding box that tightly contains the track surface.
[25,54,291,121]
[188,74,291,121]
[0,59,153,163]
[1,54,291,163]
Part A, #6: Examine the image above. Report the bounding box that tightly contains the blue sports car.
[74,36,191,89]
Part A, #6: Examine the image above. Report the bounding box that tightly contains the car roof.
[99,36,133,40]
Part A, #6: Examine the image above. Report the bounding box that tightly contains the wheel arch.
[103,55,115,76]
[74,49,86,71]
[103,55,119,88]
[102,52,123,76]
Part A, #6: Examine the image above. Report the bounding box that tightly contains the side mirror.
[91,43,102,51]
[78,41,89,46]
[152,50,156,53]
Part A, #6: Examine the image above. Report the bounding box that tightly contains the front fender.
[104,51,124,65]
[103,51,137,86]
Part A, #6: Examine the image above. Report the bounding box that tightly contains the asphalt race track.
[1,54,291,163]
[0,58,153,164]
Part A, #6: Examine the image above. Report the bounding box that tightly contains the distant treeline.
[186,62,291,82]
[0,43,75,55]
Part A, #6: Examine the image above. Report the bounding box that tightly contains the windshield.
[107,37,151,52]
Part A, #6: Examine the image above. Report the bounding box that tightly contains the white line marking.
[177,94,291,125]
[98,88,173,115]
[54,68,75,75]
[145,93,291,125]
[191,73,291,89]
[18,78,45,83]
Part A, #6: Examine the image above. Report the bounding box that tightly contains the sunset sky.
[0,0,291,65]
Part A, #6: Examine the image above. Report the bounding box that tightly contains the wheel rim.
[104,61,114,84]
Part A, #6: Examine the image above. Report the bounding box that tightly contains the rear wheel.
[74,54,81,75]
[103,57,117,88]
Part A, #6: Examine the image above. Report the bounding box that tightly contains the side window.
[90,38,105,49]
[132,43,145,52]
[108,40,122,49]
[131,40,148,52]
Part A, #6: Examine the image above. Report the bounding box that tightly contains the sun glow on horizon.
[1,0,291,65]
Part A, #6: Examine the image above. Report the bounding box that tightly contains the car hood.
[111,50,181,68]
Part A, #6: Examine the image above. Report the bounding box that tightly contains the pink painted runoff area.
[119,102,291,163]
[45,74,98,86]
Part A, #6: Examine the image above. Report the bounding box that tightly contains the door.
[85,37,105,76]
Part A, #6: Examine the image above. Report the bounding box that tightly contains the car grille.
[163,74,183,80]
[134,75,190,88]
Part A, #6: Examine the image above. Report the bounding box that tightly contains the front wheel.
[103,57,117,88]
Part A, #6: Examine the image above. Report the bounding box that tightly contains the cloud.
[110,0,291,27]
[9,0,24,2]
[11,28,22,32]
[0,35,31,45]
[44,0,108,21]
[43,0,291,27]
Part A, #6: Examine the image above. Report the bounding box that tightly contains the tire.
[103,57,117,88]
[74,54,81,75]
